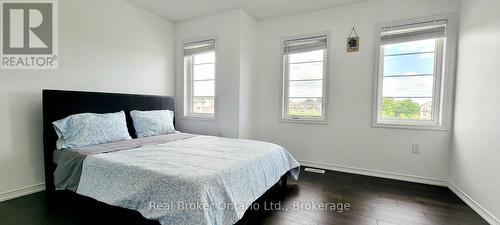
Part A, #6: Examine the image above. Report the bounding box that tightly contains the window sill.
[279,118,328,125]
[372,122,448,131]
[180,115,217,122]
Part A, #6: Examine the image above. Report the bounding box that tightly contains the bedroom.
[0,0,499,224]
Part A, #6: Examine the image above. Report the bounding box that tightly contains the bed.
[42,89,300,225]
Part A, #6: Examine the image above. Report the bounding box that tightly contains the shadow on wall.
[3,91,45,188]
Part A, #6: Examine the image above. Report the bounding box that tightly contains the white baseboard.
[0,183,46,202]
[299,160,500,225]
[299,160,449,186]
[448,181,500,225]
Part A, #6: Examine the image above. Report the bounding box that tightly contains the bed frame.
[42,89,176,193]
[42,89,290,224]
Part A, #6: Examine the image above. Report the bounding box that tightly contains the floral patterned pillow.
[53,111,131,149]
[130,110,175,138]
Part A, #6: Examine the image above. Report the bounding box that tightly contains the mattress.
[53,133,300,225]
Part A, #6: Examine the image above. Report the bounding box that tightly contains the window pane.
[192,96,214,114]
[381,97,432,120]
[194,51,215,64]
[193,64,215,80]
[384,53,435,76]
[384,39,436,55]
[289,62,323,80]
[193,80,214,96]
[289,80,322,98]
[383,76,434,98]
[289,50,324,63]
[288,98,322,117]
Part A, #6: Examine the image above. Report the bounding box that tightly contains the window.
[281,35,328,122]
[184,39,216,119]
[374,18,452,129]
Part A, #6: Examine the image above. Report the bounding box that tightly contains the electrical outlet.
[412,143,421,154]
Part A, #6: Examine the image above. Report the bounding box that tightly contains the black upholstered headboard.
[42,89,175,193]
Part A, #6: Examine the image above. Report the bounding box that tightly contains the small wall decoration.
[347,26,360,52]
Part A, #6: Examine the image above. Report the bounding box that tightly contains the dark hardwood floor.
[0,168,488,225]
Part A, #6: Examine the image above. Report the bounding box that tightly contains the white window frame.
[280,33,330,124]
[183,38,217,120]
[372,14,458,130]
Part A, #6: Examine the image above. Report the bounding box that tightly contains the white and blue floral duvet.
[75,135,300,225]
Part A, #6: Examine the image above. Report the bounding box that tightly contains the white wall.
[175,9,258,138]
[450,0,500,223]
[253,0,459,182]
[0,0,175,196]
[238,11,258,139]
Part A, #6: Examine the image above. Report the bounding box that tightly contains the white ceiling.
[127,0,365,22]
